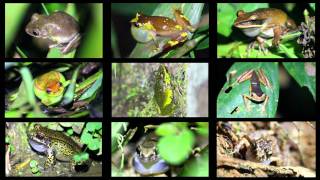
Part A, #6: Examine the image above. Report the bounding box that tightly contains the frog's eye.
[237,10,245,17]
[31,29,41,37]
[46,88,52,94]
[36,133,44,140]
[133,22,140,28]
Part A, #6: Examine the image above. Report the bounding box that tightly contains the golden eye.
[250,15,257,20]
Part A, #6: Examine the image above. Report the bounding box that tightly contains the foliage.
[5,62,103,118]
[217,62,315,118]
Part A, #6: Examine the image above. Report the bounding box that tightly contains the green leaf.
[195,122,208,136]
[66,128,74,136]
[88,138,101,151]
[59,122,73,127]
[78,76,102,100]
[217,62,279,118]
[179,147,208,177]
[86,122,102,132]
[80,130,92,144]
[155,123,179,136]
[29,160,38,168]
[283,62,316,100]
[158,129,194,165]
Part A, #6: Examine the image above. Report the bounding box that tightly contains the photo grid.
[2,1,318,178]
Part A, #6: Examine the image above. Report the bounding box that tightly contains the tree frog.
[133,133,169,176]
[25,11,81,54]
[231,69,272,113]
[154,65,175,115]
[33,71,69,106]
[233,8,297,53]
[130,9,195,50]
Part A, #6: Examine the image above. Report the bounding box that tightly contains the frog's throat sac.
[133,153,169,175]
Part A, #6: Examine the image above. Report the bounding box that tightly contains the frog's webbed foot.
[246,36,268,57]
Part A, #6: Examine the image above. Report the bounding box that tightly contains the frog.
[33,71,69,106]
[27,124,88,171]
[25,11,81,54]
[133,133,169,176]
[230,68,272,113]
[153,64,175,116]
[232,130,282,166]
[130,9,195,51]
[233,8,297,53]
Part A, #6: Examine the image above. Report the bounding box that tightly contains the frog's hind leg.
[44,148,56,170]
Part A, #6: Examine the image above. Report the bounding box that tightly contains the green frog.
[154,65,175,115]
[27,124,88,171]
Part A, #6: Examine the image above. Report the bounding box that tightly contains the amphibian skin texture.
[154,65,175,115]
[133,133,169,176]
[33,71,67,106]
[233,8,297,52]
[130,9,195,50]
[27,124,88,171]
[25,11,81,54]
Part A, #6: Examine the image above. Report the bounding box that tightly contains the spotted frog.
[27,124,87,171]
[133,133,169,176]
[154,65,175,115]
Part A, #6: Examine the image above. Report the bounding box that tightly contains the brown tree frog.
[25,11,81,54]
[234,8,297,53]
[231,69,272,113]
[130,9,195,51]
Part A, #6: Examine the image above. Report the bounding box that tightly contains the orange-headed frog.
[233,8,297,52]
[130,9,196,51]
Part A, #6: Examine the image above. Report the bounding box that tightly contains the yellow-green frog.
[25,11,81,54]
[130,9,195,50]
[27,124,87,171]
[33,71,69,106]
[154,65,175,115]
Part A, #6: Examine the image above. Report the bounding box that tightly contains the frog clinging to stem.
[130,9,195,51]
[25,11,81,54]
[234,8,297,53]
[154,65,175,116]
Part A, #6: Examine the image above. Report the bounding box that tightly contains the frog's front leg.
[44,148,56,170]
[247,36,268,56]
[62,33,81,54]
[272,25,282,47]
